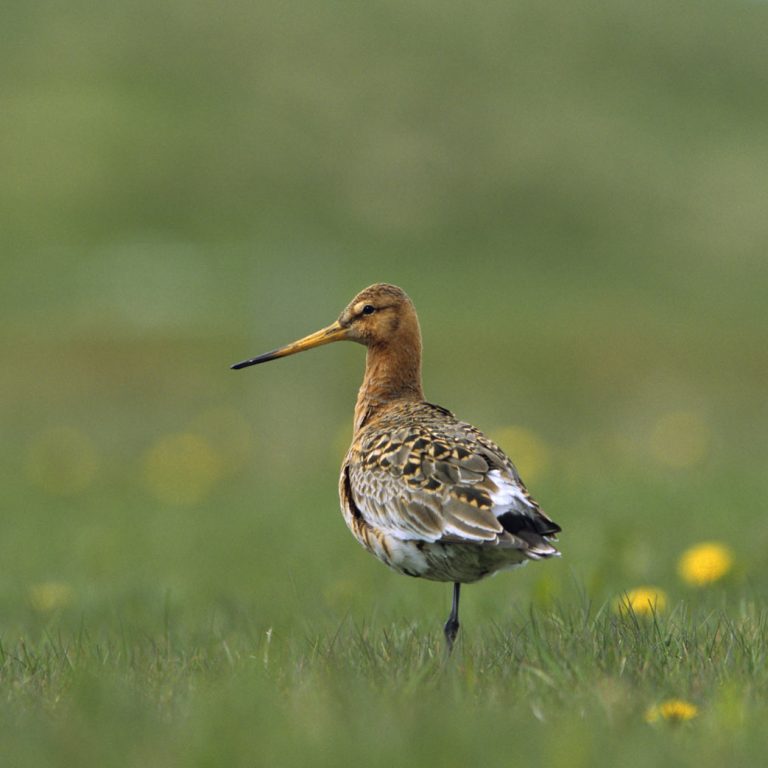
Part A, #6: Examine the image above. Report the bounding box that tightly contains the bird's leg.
[443,582,461,652]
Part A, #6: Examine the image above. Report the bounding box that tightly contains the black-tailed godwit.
[232,283,561,650]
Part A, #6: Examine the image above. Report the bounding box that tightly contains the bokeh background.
[2,0,768,762]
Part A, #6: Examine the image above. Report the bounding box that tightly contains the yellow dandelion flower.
[615,586,668,616]
[28,582,75,612]
[645,699,699,723]
[143,433,222,506]
[678,542,733,586]
[490,425,550,482]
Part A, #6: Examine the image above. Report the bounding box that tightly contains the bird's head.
[231,283,420,370]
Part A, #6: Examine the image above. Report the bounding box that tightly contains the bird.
[231,283,561,650]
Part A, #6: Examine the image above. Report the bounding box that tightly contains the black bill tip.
[230,348,285,370]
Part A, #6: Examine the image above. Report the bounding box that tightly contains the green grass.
[3,0,768,763]
[3,596,768,767]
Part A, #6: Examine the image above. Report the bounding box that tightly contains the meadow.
[2,0,768,764]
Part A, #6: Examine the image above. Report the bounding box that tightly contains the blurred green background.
[2,0,768,763]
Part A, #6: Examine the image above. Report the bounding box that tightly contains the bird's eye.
[362,305,376,315]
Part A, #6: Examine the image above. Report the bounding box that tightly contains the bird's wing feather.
[347,407,560,552]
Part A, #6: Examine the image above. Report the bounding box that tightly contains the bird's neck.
[354,340,424,432]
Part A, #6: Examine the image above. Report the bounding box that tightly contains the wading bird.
[232,284,561,650]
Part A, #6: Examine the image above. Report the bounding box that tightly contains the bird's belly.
[356,526,529,583]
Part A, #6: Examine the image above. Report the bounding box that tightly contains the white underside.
[382,533,531,582]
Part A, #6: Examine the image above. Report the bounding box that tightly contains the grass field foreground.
[2,594,768,767]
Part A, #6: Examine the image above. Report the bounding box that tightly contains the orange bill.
[231,321,349,370]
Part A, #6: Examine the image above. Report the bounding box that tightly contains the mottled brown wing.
[346,411,559,551]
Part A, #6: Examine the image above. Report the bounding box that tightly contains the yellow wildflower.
[678,542,733,586]
[615,586,668,616]
[143,433,222,505]
[645,699,699,723]
[28,582,74,612]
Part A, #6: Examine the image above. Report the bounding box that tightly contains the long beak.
[230,321,349,370]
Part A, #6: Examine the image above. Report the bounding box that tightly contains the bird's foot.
[443,617,460,653]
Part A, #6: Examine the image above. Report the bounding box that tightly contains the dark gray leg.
[444,582,461,652]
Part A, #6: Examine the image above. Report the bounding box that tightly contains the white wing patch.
[487,469,535,516]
